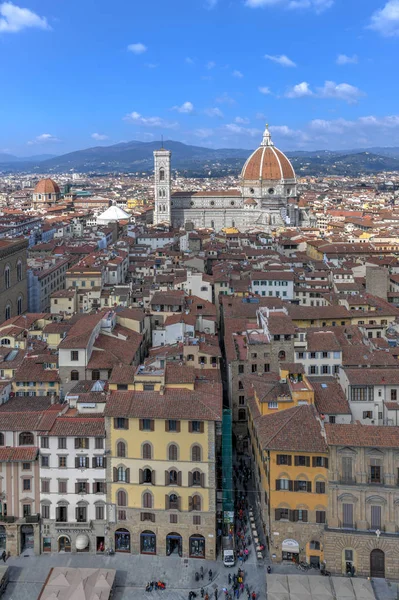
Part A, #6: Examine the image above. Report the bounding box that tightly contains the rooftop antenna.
[161,135,164,149]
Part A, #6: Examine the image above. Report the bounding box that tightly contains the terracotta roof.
[165,364,196,384]
[34,178,60,194]
[0,447,38,462]
[14,359,60,383]
[344,368,399,385]
[105,387,222,421]
[241,146,295,181]
[49,416,105,437]
[325,422,399,448]
[108,365,136,385]
[311,378,351,415]
[251,403,327,453]
[307,331,341,352]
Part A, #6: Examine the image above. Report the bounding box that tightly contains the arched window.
[168,469,178,485]
[5,305,10,321]
[238,409,246,421]
[117,490,127,506]
[117,441,126,457]
[191,445,202,462]
[169,444,178,461]
[192,495,201,511]
[143,492,153,509]
[17,296,22,316]
[159,168,165,181]
[143,468,152,483]
[17,261,22,282]
[0,339,10,346]
[159,190,162,197]
[169,493,179,510]
[118,467,127,482]
[163,190,166,197]
[142,443,152,460]
[71,370,79,381]
[4,266,10,290]
[0,433,4,446]
[192,470,201,486]
[19,432,34,445]
[278,350,286,361]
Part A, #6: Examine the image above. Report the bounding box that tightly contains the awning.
[75,534,90,550]
[282,539,299,553]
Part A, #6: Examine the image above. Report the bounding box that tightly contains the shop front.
[115,528,131,553]
[189,535,205,558]
[58,535,71,552]
[20,525,34,552]
[166,532,182,557]
[282,539,299,563]
[0,527,5,551]
[140,531,156,555]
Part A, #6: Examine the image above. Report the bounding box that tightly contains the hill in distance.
[1,140,399,176]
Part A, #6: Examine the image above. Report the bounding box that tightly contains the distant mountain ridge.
[1,140,399,176]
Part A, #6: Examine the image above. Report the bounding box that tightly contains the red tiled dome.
[241,127,295,182]
[34,178,60,194]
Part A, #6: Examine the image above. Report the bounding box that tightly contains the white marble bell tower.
[153,147,172,225]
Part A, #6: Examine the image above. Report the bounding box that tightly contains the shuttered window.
[343,503,353,528]
[342,457,353,483]
[371,505,381,530]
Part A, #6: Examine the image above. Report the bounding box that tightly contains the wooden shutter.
[325,458,329,469]
[200,473,205,488]
[150,420,154,431]
[199,422,204,433]
[124,419,129,430]
[114,418,118,429]
[188,496,193,512]
[288,480,293,491]
[125,468,130,484]
[177,471,182,486]
[275,508,281,521]
[151,470,156,485]
[139,469,144,484]
[139,419,144,431]
[306,456,310,467]
[343,503,353,527]
[75,457,80,468]
[302,510,308,522]
[176,420,181,433]
[103,457,106,469]
[275,480,281,491]
[92,457,96,468]
[371,505,381,529]
[287,455,292,466]
[188,421,193,433]
[75,483,79,494]
[306,481,312,493]
[75,507,79,520]
[165,471,169,486]
[151,513,155,523]
[188,472,193,487]
[290,510,297,522]
[140,512,145,521]
[177,496,181,511]
[312,457,317,467]
[75,439,79,449]
[342,457,352,481]
[294,456,299,466]
[85,457,89,468]
[165,420,170,432]
[165,494,170,510]
[294,481,299,492]
[113,467,118,482]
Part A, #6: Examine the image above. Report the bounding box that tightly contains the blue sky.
[1,0,399,155]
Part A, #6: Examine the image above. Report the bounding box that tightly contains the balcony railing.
[340,477,356,485]
[25,514,40,523]
[0,516,15,523]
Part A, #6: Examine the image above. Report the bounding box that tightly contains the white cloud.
[215,92,235,104]
[336,54,358,65]
[285,81,313,98]
[27,133,60,145]
[232,70,244,78]
[264,54,296,67]
[127,42,147,54]
[124,111,178,129]
[369,0,399,36]
[255,112,267,120]
[193,128,214,139]
[145,63,158,69]
[204,107,224,118]
[172,101,195,114]
[317,80,364,103]
[205,0,218,7]
[245,0,333,12]
[235,116,250,124]
[185,57,195,65]
[0,2,50,33]
[91,133,109,141]
[225,123,262,137]
[207,60,216,69]
[258,86,272,95]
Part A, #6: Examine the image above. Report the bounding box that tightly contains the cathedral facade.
[153,126,302,232]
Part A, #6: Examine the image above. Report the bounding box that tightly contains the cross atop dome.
[260,123,274,147]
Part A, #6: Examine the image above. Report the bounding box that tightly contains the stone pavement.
[1,551,267,600]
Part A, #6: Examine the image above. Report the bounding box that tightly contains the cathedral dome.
[34,178,60,194]
[241,126,295,182]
